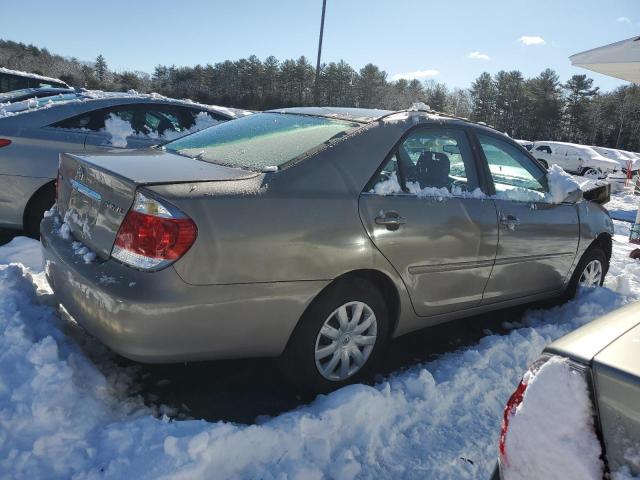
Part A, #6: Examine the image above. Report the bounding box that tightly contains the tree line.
[1,39,639,151]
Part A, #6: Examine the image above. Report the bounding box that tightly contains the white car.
[592,146,640,175]
[531,141,621,179]
[513,139,533,151]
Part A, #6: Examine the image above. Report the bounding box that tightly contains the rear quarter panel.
[593,325,640,476]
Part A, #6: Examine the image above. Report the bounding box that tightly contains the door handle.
[499,213,520,231]
[375,211,407,231]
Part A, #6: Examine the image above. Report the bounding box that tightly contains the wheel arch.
[22,179,56,230]
[284,268,402,353]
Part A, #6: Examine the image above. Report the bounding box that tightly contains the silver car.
[0,91,247,234]
[41,107,614,392]
[496,301,640,479]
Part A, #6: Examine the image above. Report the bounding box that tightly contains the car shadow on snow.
[110,303,536,425]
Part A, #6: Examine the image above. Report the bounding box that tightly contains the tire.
[280,278,389,393]
[564,245,608,300]
[580,167,601,179]
[537,159,548,169]
[24,183,55,238]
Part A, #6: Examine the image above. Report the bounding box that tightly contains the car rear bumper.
[41,214,328,363]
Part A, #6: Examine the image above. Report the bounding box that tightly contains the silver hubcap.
[579,259,603,287]
[314,301,377,381]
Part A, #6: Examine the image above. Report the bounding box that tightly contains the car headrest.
[416,151,450,189]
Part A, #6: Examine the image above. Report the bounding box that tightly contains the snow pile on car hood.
[0,212,639,478]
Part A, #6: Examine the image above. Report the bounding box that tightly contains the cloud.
[518,35,546,46]
[468,51,490,61]
[616,16,631,23]
[392,69,440,81]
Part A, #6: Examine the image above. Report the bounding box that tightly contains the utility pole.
[314,0,327,105]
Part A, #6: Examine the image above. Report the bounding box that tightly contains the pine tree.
[94,54,108,85]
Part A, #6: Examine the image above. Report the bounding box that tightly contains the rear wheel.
[24,183,55,238]
[280,278,389,393]
[564,246,608,300]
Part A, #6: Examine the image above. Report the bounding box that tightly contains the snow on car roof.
[0,89,251,120]
[0,66,69,87]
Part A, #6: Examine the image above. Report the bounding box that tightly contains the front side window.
[369,127,479,197]
[478,134,548,202]
[164,112,360,171]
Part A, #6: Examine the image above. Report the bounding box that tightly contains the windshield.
[164,112,361,171]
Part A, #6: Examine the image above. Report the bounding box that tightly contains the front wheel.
[280,278,389,393]
[564,246,608,300]
[580,167,602,179]
[537,159,548,169]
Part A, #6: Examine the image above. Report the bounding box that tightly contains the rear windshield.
[163,112,361,171]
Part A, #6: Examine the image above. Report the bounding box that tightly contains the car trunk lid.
[57,148,257,258]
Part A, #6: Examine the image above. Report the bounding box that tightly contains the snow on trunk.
[501,357,604,480]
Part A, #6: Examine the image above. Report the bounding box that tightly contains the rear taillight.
[499,379,528,463]
[112,191,197,271]
[498,355,550,467]
[0,139,11,148]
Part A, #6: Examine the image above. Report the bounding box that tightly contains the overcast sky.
[2,0,639,91]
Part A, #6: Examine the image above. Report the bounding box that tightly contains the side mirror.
[562,188,583,204]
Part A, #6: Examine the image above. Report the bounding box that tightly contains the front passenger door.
[359,126,498,317]
[476,133,579,302]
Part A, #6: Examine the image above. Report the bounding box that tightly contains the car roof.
[0,90,250,121]
[267,107,394,123]
[266,106,507,136]
[535,141,598,151]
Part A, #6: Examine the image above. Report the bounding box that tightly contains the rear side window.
[51,105,223,140]
[369,127,479,197]
[164,112,360,171]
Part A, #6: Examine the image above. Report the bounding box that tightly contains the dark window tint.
[52,104,223,135]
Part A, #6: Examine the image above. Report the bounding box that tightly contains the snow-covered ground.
[0,192,639,479]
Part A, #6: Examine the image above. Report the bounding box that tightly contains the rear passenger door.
[359,126,498,317]
[474,132,579,302]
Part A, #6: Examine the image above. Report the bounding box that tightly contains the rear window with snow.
[164,113,360,171]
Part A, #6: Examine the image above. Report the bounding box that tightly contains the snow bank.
[0,207,638,478]
[500,357,603,480]
[0,237,42,271]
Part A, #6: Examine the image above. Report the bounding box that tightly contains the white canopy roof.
[570,35,640,84]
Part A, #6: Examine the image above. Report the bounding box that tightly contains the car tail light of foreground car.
[497,355,605,480]
[111,191,197,271]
